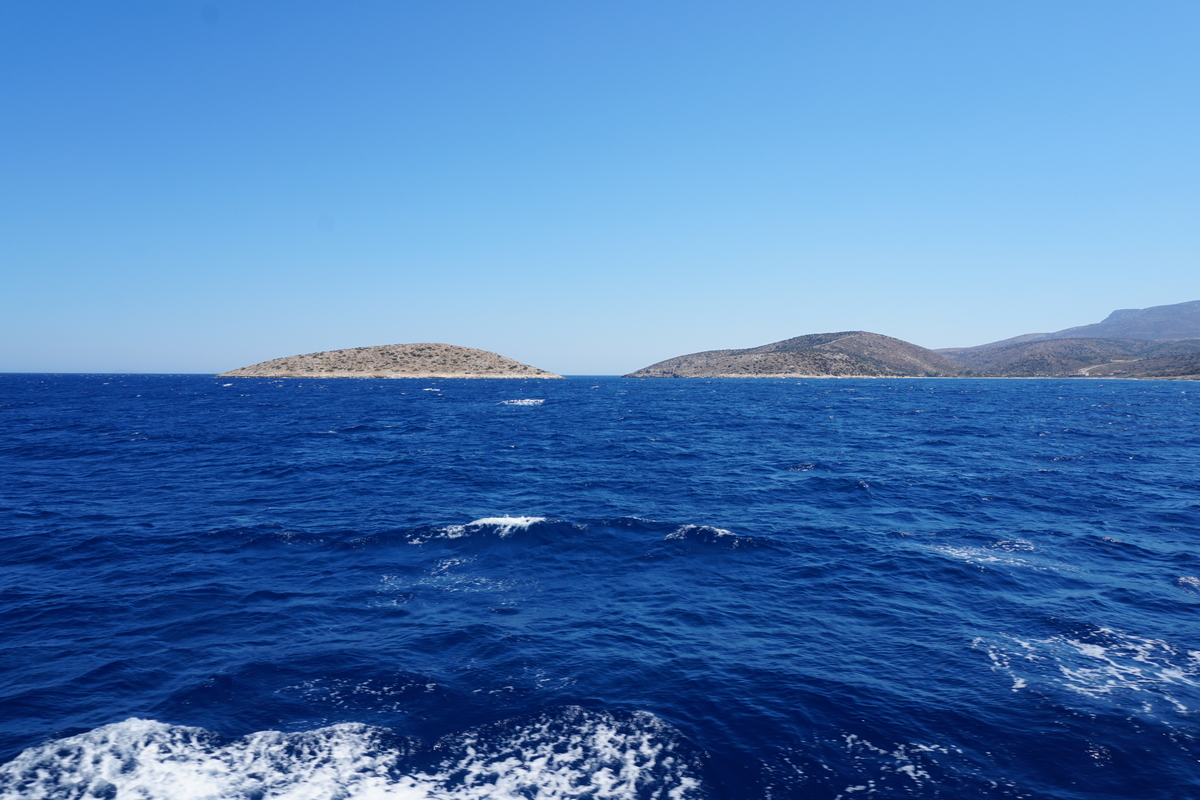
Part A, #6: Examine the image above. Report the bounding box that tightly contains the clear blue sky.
[3,1,1198,375]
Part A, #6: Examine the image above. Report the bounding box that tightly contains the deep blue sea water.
[1,374,1198,799]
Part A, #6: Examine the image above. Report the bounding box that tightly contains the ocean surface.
[1,374,1198,799]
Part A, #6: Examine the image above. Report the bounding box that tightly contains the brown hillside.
[626,332,960,378]
[219,343,563,379]
[940,338,1200,378]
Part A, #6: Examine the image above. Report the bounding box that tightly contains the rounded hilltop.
[218,343,563,379]
[626,331,961,378]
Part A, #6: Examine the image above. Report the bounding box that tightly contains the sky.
[2,1,1199,375]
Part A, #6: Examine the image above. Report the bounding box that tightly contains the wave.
[0,708,706,800]
[662,525,760,550]
[326,517,762,552]
[444,516,548,537]
[394,516,557,546]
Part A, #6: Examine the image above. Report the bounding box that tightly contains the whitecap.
[441,516,547,538]
[0,708,704,800]
[499,398,545,406]
[468,515,545,529]
[665,524,734,541]
[662,524,759,550]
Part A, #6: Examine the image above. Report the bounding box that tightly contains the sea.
[1,373,1198,800]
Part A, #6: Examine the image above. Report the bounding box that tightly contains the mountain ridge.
[944,299,1200,353]
[937,299,1200,378]
[941,337,1200,378]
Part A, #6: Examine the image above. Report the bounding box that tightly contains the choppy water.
[1,374,1198,799]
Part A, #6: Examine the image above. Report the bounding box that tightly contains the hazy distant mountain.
[626,331,960,378]
[1045,299,1200,341]
[219,343,563,378]
[946,299,1200,354]
[938,299,1200,378]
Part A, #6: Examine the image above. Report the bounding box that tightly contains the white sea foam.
[665,524,735,541]
[931,545,1024,566]
[443,516,547,537]
[499,398,545,406]
[394,517,549,546]
[0,709,703,800]
[925,538,1061,571]
[974,628,1200,715]
[661,524,758,550]
[831,734,969,800]
[411,555,525,595]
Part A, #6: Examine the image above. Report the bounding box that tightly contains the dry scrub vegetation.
[219,343,562,379]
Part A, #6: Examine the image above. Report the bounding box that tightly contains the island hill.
[626,331,960,378]
[624,300,1200,379]
[218,343,563,379]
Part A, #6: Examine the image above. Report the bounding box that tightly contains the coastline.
[621,373,1199,380]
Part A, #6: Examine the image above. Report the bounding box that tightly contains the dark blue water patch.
[1,375,1198,798]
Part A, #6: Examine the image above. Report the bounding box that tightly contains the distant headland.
[625,300,1200,380]
[218,343,563,379]
[935,299,1200,379]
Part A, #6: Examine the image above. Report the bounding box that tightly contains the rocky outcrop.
[219,343,563,379]
[625,331,960,378]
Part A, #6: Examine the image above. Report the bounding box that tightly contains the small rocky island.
[219,343,563,379]
[626,331,960,378]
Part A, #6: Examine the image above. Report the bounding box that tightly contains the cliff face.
[218,343,563,379]
[626,331,960,378]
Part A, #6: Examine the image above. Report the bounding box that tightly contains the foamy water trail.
[0,709,704,800]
